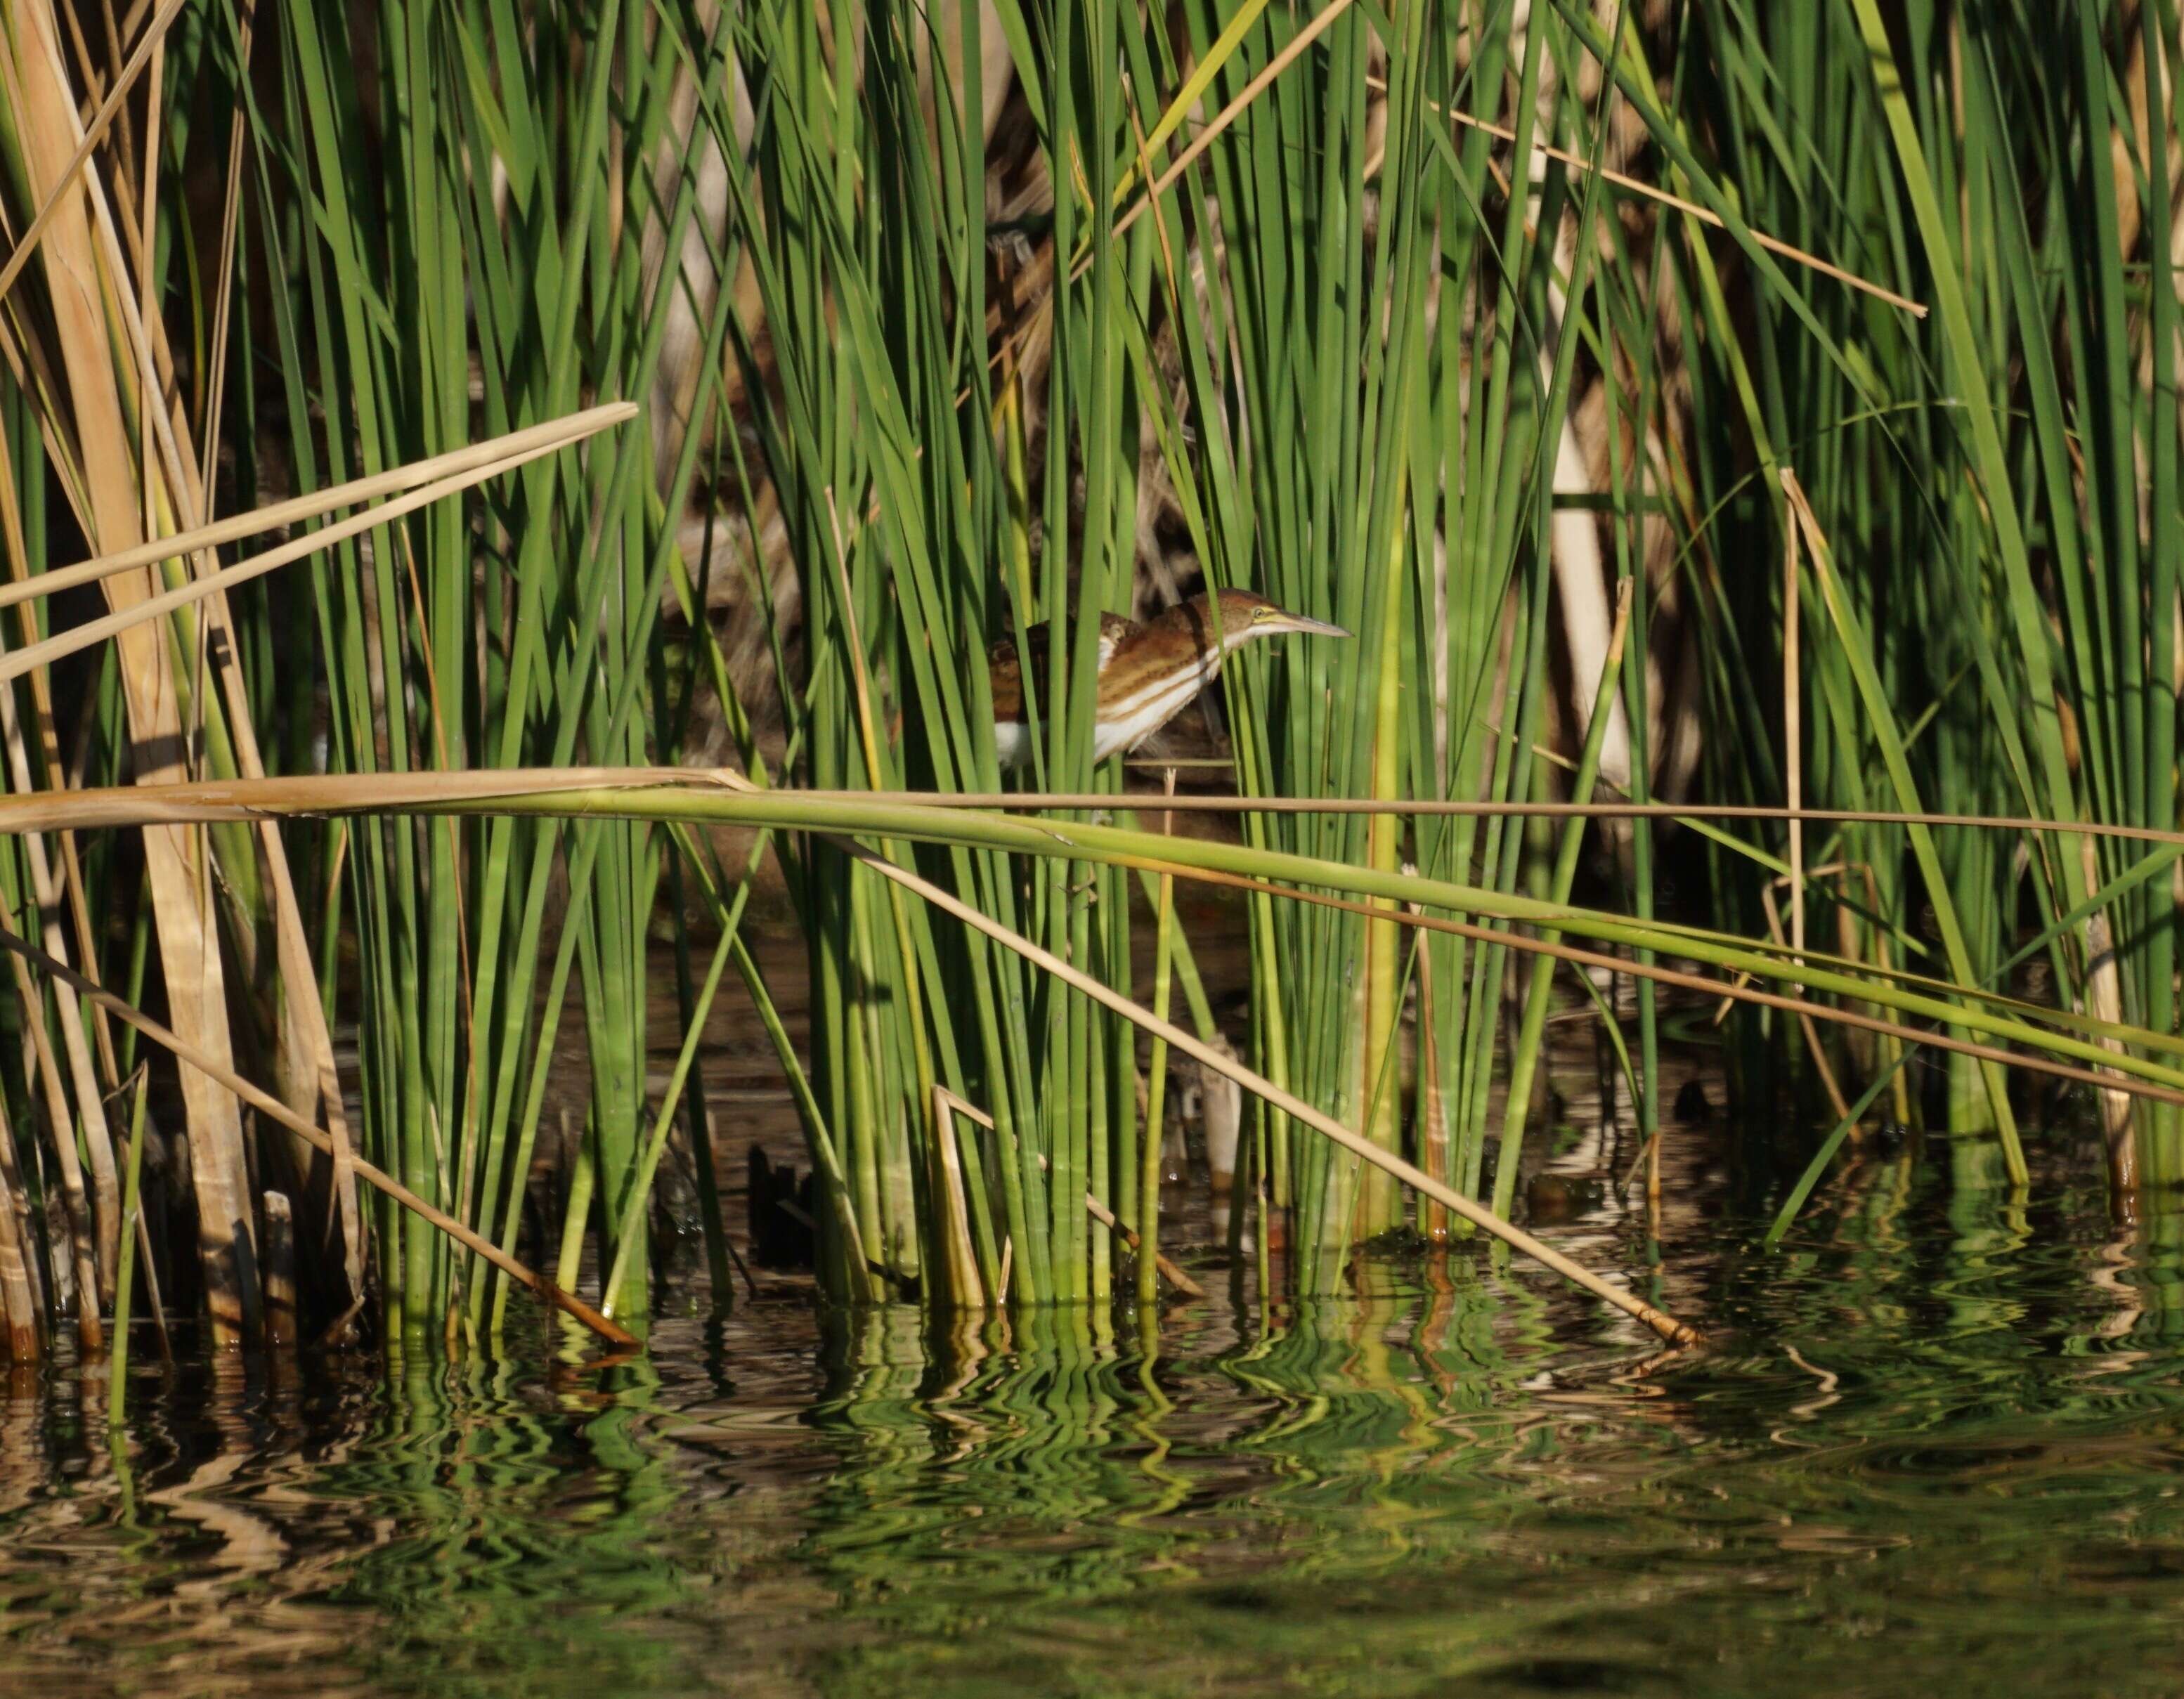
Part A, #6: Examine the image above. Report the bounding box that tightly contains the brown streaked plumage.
[986,590,1348,767]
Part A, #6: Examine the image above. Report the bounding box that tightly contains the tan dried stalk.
[5,1,259,1341]
[55,4,358,1306]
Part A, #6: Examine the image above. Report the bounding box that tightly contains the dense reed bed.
[0,0,2178,1366]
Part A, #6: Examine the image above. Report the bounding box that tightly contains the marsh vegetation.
[0,0,2178,1391]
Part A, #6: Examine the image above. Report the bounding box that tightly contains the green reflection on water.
[7,1175,2184,1698]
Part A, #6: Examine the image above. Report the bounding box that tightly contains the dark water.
[9,1165,2184,1698]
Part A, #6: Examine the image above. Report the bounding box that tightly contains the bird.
[985,588,1349,767]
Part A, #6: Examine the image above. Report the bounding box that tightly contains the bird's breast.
[1090,648,1222,761]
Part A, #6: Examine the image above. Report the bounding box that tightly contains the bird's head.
[1208,589,1351,649]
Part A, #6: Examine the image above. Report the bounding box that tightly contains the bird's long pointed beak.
[1273,613,1351,639]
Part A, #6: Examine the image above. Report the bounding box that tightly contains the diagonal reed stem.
[0,408,638,683]
[818,832,1700,1347]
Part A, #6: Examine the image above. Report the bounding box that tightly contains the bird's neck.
[1103,623,1222,695]
[1138,597,1252,664]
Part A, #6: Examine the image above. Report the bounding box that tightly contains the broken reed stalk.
[1131,858,2184,1110]
[929,1088,990,1306]
[812,793,2184,848]
[0,922,637,1347]
[14,769,2184,849]
[8,772,2178,1072]
[1084,1189,1209,1301]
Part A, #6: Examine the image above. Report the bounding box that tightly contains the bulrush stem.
[1491,584,1635,1221]
[1139,771,1178,1310]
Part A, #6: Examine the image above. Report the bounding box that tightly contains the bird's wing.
[987,614,1137,720]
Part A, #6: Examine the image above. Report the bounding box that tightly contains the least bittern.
[985,589,1348,767]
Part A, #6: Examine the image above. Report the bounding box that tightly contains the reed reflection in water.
[6,1175,2184,1697]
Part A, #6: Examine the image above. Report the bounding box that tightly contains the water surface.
[7,1167,2184,1698]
